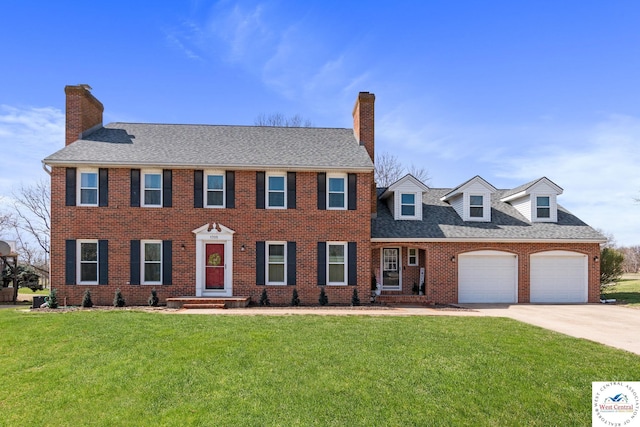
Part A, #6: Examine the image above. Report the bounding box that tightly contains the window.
[143,241,162,284]
[78,240,98,284]
[267,174,286,208]
[327,175,346,209]
[536,196,550,219]
[78,170,98,206]
[267,243,286,285]
[143,172,162,206]
[328,243,347,285]
[469,195,483,218]
[206,173,225,207]
[408,248,418,266]
[401,193,416,217]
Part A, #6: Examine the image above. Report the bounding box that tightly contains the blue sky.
[1,1,639,245]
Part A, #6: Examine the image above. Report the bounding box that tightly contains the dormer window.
[400,193,416,217]
[536,196,550,219]
[379,174,428,221]
[469,195,484,218]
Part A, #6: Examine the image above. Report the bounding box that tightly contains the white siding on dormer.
[394,191,422,220]
[464,192,491,222]
[511,195,532,221]
[450,194,464,219]
[531,193,557,222]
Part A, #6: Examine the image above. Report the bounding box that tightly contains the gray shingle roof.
[44,123,374,171]
[500,177,563,200]
[372,188,605,241]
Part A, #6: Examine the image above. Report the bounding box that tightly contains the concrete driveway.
[460,304,640,356]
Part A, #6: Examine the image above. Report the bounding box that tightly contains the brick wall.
[65,85,103,146]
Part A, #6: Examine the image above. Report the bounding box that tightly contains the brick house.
[43,85,604,306]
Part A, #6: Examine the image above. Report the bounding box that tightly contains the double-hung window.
[142,241,162,284]
[327,175,346,209]
[469,195,484,218]
[267,174,286,208]
[266,242,286,285]
[536,196,550,219]
[400,193,416,217]
[407,248,418,266]
[143,172,162,207]
[327,243,347,285]
[206,173,225,207]
[78,240,98,284]
[78,170,98,206]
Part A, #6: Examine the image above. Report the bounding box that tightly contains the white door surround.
[192,223,235,297]
[381,247,402,290]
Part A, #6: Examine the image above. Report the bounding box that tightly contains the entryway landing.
[166,296,250,309]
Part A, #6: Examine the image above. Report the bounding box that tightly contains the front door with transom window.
[193,223,234,297]
[205,243,225,290]
[382,248,401,290]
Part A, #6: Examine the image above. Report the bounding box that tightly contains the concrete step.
[166,296,251,309]
[182,303,226,309]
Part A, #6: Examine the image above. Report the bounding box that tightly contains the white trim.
[77,169,98,206]
[381,247,402,290]
[533,194,556,222]
[327,242,348,286]
[398,192,419,219]
[204,170,225,208]
[141,170,163,208]
[266,172,286,209]
[193,223,234,297]
[141,240,162,285]
[327,173,347,210]
[266,241,287,285]
[466,193,490,222]
[407,248,418,266]
[77,239,99,285]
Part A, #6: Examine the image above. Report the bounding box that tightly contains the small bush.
[412,282,419,295]
[148,288,159,307]
[113,289,125,307]
[290,288,300,306]
[319,287,328,306]
[351,288,360,306]
[259,289,270,307]
[81,289,93,308]
[48,288,58,309]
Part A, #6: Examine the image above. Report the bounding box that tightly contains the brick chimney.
[352,91,377,216]
[65,84,104,146]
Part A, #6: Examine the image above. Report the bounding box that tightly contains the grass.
[1,310,638,426]
[602,273,640,307]
[17,288,49,295]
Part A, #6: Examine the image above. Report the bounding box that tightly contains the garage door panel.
[458,252,517,303]
[530,252,587,303]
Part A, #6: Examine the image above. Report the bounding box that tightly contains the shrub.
[351,288,360,306]
[259,289,270,307]
[148,288,159,307]
[81,289,93,308]
[412,282,419,295]
[48,288,58,309]
[600,247,625,287]
[290,288,300,306]
[319,287,328,306]
[113,289,125,307]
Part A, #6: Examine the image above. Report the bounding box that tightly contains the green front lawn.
[602,274,640,307]
[1,310,638,426]
[17,288,49,295]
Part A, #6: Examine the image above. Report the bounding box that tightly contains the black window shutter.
[226,171,235,208]
[65,168,76,206]
[287,172,296,209]
[98,240,108,285]
[348,173,357,211]
[317,172,326,210]
[130,169,140,207]
[163,170,172,207]
[65,239,76,285]
[287,241,296,285]
[256,241,265,285]
[130,240,140,285]
[256,172,265,209]
[317,242,326,286]
[98,168,109,207]
[194,170,203,208]
[162,240,172,285]
[348,242,357,285]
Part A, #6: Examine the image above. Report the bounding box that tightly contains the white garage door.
[458,251,517,303]
[530,251,587,303]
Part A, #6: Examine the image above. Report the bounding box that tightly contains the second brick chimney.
[65,84,104,146]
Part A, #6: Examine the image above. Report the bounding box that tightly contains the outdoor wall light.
[240,244,246,252]
[594,256,599,262]
[181,244,185,251]
[451,256,456,262]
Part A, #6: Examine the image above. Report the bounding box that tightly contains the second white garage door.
[530,251,588,303]
[458,251,518,303]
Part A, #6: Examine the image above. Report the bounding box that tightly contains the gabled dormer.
[379,174,429,220]
[500,177,563,223]
[441,176,496,222]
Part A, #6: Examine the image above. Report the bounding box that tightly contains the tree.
[11,179,50,257]
[1,263,41,291]
[374,152,430,187]
[254,113,313,127]
[620,246,640,273]
[600,247,624,286]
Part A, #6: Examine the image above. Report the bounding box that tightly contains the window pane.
[328,193,344,208]
[207,191,224,206]
[145,190,161,205]
[268,192,285,207]
[328,178,344,192]
[537,207,550,218]
[207,175,224,190]
[80,243,98,262]
[145,243,161,262]
[401,193,415,204]
[144,264,161,282]
[329,264,345,282]
[81,189,97,205]
[470,206,483,217]
[537,196,550,207]
[80,172,97,188]
[268,264,285,282]
[401,205,415,216]
[80,264,97,282]
[328,245,344,263]
[268,245,285,262]
[145,174,161,189]
[268,176,284,191]
[470,195,483,206]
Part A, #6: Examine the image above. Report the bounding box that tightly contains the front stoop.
[166,297,251,309]
[376,294,434,306]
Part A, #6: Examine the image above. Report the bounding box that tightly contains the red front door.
[205,243,225,289]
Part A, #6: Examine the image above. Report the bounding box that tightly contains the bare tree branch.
[254,113,313,127]
[375,152,431,188]
[406,164,431,185]
[11,179,50,256]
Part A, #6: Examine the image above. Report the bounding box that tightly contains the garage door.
[458,251,517,303]
[530,251,587,303]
